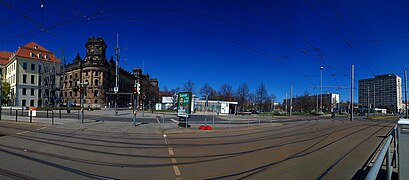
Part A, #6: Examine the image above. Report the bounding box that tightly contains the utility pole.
[320,67,324,113]
[405,70,408,118]
[350,65,354,121]
[373,84,376,117]
[289,86,293,117]
[80,80,85,123]
[114,34,119,116]
[367,87,370,118]
[285,92,288,115]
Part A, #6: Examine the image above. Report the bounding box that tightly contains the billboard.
[162,97,173,103]
[177,92,192,117]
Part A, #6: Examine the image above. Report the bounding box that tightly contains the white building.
[4,42,61,107]
[193,99,238,115]
[359,74,402,113]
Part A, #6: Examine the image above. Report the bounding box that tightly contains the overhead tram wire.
[232,0,350,79]
[258,0,344,87]
[326,0,379,74]
[303,0,377,76]
[80,17,316,85]
[101,8,350,79]
[0,0,79,51]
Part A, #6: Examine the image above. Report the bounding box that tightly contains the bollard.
[46,109,49,118]
[29,110,32,123]
[59,109,61,119]
[15,110,18,122]
[52,111,54,125]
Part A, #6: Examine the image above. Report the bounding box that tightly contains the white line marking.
[173,165,181,176]
[171,158,177,163]
[168,149,175,156]
[170,119,178,123]
[35,127,47,131]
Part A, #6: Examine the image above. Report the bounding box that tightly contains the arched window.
[69,91,72,97]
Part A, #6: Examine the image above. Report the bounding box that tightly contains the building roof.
[12,42,60,64]
[0,51,12,65]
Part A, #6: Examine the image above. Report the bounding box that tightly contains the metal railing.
[365,126,397,180]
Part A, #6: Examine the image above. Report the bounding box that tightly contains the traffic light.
[137,83,140,94]
[79,87,82,94]
[133,87,137,95]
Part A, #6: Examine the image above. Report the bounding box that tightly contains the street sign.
[114,87,119,93]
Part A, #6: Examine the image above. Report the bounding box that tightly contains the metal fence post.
[162,114,165,124]
[205,117,207,126]
[212,116,215,126]
[59,109,61,119]
[10,106,12,114]
[248,119,250,129]
[29,110,32,123]
[15,110,17,122]
[0,107,2,120]
[259,119,261,125]
[386,145,392,180]
[46,109,49,118]
[52,110,54,125]
[77,110,80,120]
[21,107,24,116]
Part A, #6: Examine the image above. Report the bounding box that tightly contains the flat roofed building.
[358,74,402,113]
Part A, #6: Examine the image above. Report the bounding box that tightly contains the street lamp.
[320,66,324,113]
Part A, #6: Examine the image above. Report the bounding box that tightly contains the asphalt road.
[0,116,397,179]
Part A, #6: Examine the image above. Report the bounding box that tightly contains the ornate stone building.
[62,37,159,108]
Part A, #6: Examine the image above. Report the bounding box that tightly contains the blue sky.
[2,0,409,102]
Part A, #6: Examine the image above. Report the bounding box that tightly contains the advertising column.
[177,92,192,128]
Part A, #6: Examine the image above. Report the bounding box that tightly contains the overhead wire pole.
[115,34,119,116]
[367,87,370,118]
[373,84,376,117]
[405,70,408,118]
[350,65,354,121]
[320,67,323,113]
[289,86,293,117]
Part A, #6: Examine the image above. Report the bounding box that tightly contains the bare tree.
[200,83,214,98]
[219,83,234,101]
[235,83,250,111]
[183,80,195,93]
[255,83,268,111]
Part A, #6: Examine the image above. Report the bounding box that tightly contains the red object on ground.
[199,125,213,130]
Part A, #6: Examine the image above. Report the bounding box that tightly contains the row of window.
[21,88,38,96]
[65,71,100,80]
[22,62,42,73]
[29,52,50,61]
[63,90,99,97]
[22,74,40,84]
[21,99,35,107]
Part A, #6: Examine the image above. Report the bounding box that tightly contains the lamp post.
[320,66,324,113]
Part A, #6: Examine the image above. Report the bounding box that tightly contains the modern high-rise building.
[358,74,402,113]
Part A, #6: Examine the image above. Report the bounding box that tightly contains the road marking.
[16,131,30,135]
[173,165,181,176]
[170,119,178,123]
[163,133,182,180]
[35,127,47,131]
[168,148,175,156]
